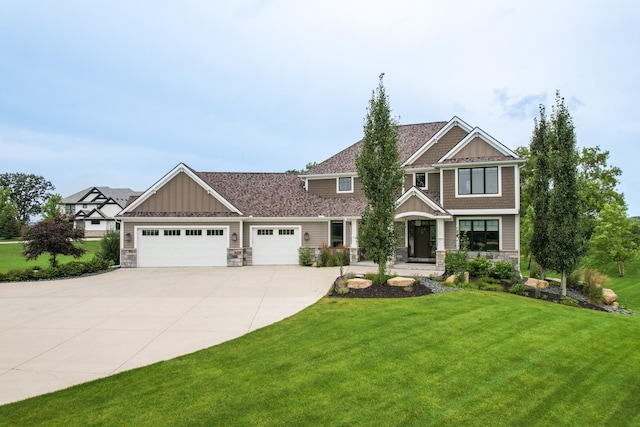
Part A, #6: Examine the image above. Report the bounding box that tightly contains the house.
[117,116,524,268]
[62,187,142,236]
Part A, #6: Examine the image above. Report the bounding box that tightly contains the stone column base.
[120,249,137,268]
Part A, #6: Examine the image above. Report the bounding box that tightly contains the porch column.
[350,219,358,247]
[436,219,445,251]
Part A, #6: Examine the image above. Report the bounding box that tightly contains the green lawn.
[1,290,639,425]
[0,240,101,273]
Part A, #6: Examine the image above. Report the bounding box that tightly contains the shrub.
[316,246,350,267]
[509,282,528,296]
[298,247,314,266]
[559,296,580,307]
[567,269,582,289]
[529,262,541,279]
[445,251,468,276]
[491,261,514,280]
[582,268,607,304]
[468,257,492,278]
[100,231,120,265]
[318,245,333,267]
[0,257,111,282]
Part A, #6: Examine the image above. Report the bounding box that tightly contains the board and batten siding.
[409,126,469,166]
[396,195,439,216]
[451,137,503,159]
[133,172,233,214]
[441,167,516,210]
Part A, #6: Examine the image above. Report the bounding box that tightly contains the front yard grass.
[1,291,639,425]
[0,240,101,273]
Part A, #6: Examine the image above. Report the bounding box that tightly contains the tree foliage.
[528,105,552,278]
[546,92,581,295]
[41,194,63,221]
[285,162,318,174]
[355,74,404,279]
[100,231,121,265]
[0,188,21,239]
[588,198,637,277]
[22,214,85,267]
[0,173,55,224]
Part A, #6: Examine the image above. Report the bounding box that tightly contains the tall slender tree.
[547,92,581,295]
[529,105,551,279]
[355,73,405,280]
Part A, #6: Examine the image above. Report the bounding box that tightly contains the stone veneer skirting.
[120,249,137,268]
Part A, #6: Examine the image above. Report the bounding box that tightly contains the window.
[459,220,499,251]
[279,229,295,235]
[142,229,159,236]
[164,229,181,236]
[207,229,224,236]
[185,229,202,236]
[257,229,273,236]
[82,204,88,209]
[337,177,353,193]
[90,219,100,225]
[331,221,344,247]
[458,167,498,195]
[415,172,426,188]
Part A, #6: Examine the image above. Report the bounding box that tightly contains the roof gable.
[119,163,242,216]
[395,187,450,219]
[439,127,520,163]
[402,116,473,167]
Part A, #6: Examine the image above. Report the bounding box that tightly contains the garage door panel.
[252,227,300,265]
[137,228,228,267]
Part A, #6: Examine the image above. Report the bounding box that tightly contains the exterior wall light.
[304,232,310,241]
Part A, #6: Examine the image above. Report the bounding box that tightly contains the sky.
[1,1,639,215]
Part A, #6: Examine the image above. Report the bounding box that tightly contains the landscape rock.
[403,286,414,293]
[347,278,373,289]
[387,277,415,287]
[526,277,549,289]
[602,288,618,305]
[445,275,456,284]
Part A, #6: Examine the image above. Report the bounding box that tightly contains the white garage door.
[252,227,300,265]
[137,228,228,267]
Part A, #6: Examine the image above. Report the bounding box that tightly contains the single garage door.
[137,227,228,267]
[252,226,300,265]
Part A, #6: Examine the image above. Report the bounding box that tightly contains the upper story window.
[415,172,426,189]
[458,167,498,195]
[337,177,353,193]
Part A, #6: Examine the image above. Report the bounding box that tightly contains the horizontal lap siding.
[442,167,516,210]
[429,173,440,193]
[307,178,363,197]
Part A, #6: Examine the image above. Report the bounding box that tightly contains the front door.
[408,220,436,262]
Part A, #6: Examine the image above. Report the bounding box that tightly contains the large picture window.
[459,219,499,251]
[458,167,498,195]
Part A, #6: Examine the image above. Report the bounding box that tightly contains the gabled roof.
[395,187,451,219]
[402,116,474,167]
[437,127,522,164]
[304,121,447,175]
[62,187,142,208]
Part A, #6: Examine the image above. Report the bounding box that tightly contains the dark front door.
[408,220,436,262]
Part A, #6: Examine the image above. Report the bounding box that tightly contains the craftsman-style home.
[117,116,523,268]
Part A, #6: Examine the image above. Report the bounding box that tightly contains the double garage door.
[136,226,300,267]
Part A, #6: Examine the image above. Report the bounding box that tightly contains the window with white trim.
[415,172,426,188]
[257,229,273,236]
[279,229,295,235]
[207,229,224,236]
[185,229,202,236]
[90,219,100,225]
[163,229,181,236]
[459,219,499,251]
[142,229,159,236]
[337,177,353,193]
[458,167,498,195]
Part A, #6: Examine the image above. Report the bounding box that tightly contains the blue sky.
[1,1,638,215]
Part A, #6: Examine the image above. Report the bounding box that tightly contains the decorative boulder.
[445,275,456,284]
[526,278,549,289]
[387,277,415,287]
[347,278,373,289]
[602,288,618,305]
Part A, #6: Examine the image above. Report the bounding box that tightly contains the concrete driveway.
[0,266,342,405]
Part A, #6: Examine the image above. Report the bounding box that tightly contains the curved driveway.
[0,266,342,405]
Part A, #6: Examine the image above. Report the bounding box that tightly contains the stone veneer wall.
[120,249,137,268]
[441,250,520,270]
[227,248,243,267]
[243,248,253,266]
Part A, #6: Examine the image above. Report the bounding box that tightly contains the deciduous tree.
[41,194,63,221]
[0,173,55,224]
[355,73,404,280]
[546,92,581,295]
[0,189,21,239]
[22,214,85,267]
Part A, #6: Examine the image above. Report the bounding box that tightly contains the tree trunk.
[527,256,532,269]
[619,261,625,277]
[540,266,546,281]
[561,269,567,296]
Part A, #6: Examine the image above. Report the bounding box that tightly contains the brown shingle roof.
[304,121,448,175]
[196,172,366,217]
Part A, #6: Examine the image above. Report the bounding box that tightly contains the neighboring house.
[117,116,524,268]
[62,187,142,236]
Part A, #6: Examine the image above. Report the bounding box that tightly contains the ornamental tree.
[355,73,405,280]
[546,92,582,295]
[22,214,85,267]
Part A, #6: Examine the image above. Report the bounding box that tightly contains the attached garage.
[251,226,301,265]
[137,227,228,267]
